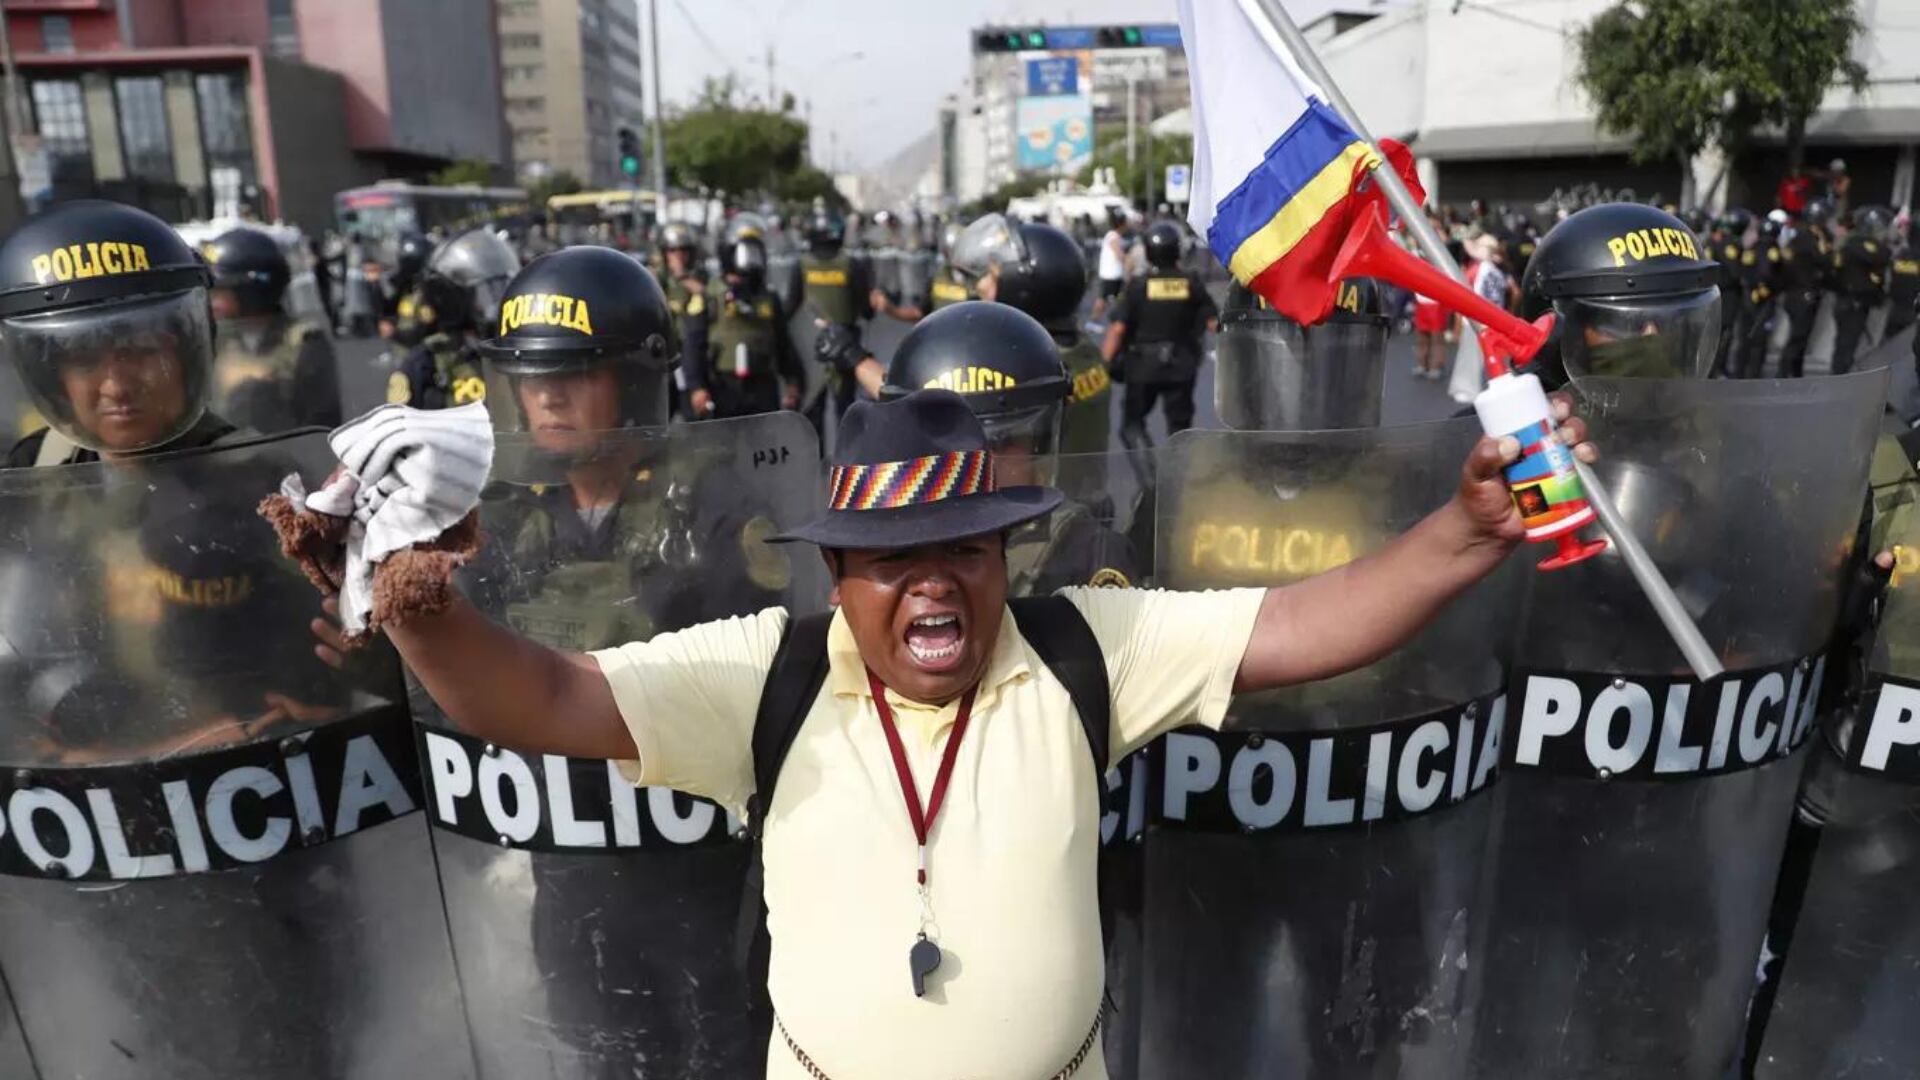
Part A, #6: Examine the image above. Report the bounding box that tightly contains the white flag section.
[1176,0,1327,243]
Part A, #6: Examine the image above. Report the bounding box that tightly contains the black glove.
[815,322,868,379]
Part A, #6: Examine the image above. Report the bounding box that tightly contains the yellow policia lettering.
[29,241,151,284]
[499,293,594,336]
[806,268,849,286]
[1187,522,1355,577]
[153,570,254,608]
[923,367,1017,393]
[1603,228,1697,268]
[1071,364,1110,402]
[1146,277,1191,301]
[932,280,969,301]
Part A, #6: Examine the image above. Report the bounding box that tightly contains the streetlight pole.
[646,0,668,224]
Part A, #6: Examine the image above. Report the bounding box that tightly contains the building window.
[195,71,256,184]
[502,32,541,50]
[268,0,300,57]
[40,16,73,55]
[504,64,544,83]
[506,96,545,116]
[29,79,91,188]
[499,0,537,14]
[114,76,173,182]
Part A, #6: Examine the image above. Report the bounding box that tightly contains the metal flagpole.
[1244,0,1724,681]
[647,0,670,226]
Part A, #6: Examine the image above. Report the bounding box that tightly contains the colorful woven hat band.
[828,449,996,511]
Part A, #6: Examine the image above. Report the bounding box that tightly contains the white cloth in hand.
[286,402,493,634]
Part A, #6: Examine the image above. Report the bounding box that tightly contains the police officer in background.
[798,210,873,428]
[656,223,706,338]
[1707,209,1752,376]
[870,217,972,324]
[380,231,435,343]
[949,214,1111,463]
[202,226,343,434]
[388,228,521,410]
[1732,211,1789,379]
[1779,197,1838,379]
[1887,219,1920,342]
[1830,205,1892,375]
[880,301,1138,594]
[1101,220,1219,450]
[0,200,250,467]
[681,230,804,420]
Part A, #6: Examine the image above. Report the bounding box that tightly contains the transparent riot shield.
[1215,309,1386,431]
[413,411,825,1079]
[1474,369,1887,1078]
[898,249,933,311]
[0,430,469,1078]
[1134,417,1522,1078]
[0,359,37,453]
[1752,433,1920,1078]
[209,318,344,435]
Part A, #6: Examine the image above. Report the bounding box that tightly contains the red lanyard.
[868,670,976,887]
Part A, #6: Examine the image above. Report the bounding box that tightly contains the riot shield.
[0,359,36,453]
[1134,418,1522,1078]
[414,412,825,1078]
[0,430,469,1078]
[1473,369,1887,1078]
[1214,309,1386,430]
[1752,433,1920,1078]
[899,248,933,310]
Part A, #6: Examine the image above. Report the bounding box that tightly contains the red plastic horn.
[1329,204,1548,371]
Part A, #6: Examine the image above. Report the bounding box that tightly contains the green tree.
[525,170,584,206]
[662,76,809,199]
[1574,0,1867,181]
[774,164,845,209]
[430,158,498,187]
[958,174,1052,220]
[1078,132,1193,207]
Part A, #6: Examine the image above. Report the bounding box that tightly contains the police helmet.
[722,235,769,288]
[951,217,1085,327]
[1679,207,1709,234]
[395,231,433,283]
[421,228,521,332]
[881,301,1069,465]
[1805,198,1836,227]
[659,223,697,253]
[0,199,215,453]
[1854,204,1892,242]
[725,213,770,246]
[202,227,291,315]
[1143,221,1184,269]
[806,211,846,255]
[1523,202,1719,380]
[478,246,674,434]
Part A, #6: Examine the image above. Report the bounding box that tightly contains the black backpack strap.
[746,610,834,839]
[1009,595,1111,781]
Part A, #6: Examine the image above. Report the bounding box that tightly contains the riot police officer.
[1101,220,1218,450]
[950,214,1111,461]
[1707,208,1753,376]
[657,222,706,339]
[1733,212,1790,379]
[681,232,804,419]
[1779,198,1839,378]
[0,199,244,467]
[388,228,521,410]
[202,226,343,434]
[1888,219,1920,341]
[1831,205,1892,375]
[464,244,790,1074]
[1522,201,1720,380]
[381,231,435,343]
[881,301,1138,594]
[798,210,874,425]
[870,217,972,323]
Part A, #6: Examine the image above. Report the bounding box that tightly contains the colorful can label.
[1503,420,1596,540]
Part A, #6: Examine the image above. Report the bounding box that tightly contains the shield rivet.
[1611,677,1627,690]
[1597,767,1614,781]
[280,733,308,756]
[1464,702,1479,721]
[11,769,32,788]
[1247,733,1265,749]
[1799,658,1811,672]
[43,860,66,879]
[484,743,500,758]
[497,834,512,847]
[303,825,326,845]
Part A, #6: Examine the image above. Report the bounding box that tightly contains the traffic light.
[1096,26,1144,48]
[974,27,1047,53]
[617,127,641,179]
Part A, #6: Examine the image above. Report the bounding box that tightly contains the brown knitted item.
[257,493,483,649]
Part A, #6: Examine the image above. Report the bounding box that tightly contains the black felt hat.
[771,389,1061,549]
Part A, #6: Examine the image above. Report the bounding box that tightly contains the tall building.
[0,0,511,232]
[497,0,645,189]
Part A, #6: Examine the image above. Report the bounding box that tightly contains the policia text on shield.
[353,288,1595,1075]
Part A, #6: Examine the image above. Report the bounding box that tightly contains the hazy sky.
[646,0,1347,171]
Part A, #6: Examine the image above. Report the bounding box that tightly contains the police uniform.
[1710,230,1747,375]
[1779,223,1835,379]
[391,331,489,409]
[1109,259,1217,444]
[200,226,344,434]
[1734,230,1787,379]
[1887,242,1920,341]
[1831,228,1891,376]
[681,284,804,419]
[799,246,874,416]
[388,229,522,408]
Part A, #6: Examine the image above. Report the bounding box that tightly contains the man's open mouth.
[904,612,965,668]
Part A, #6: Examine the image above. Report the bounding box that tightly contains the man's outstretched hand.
[1457,390,1598,547]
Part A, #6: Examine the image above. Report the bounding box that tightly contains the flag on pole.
[1177,0,1422,325]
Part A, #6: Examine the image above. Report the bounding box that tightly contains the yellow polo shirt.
[590,585,1266,1079]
